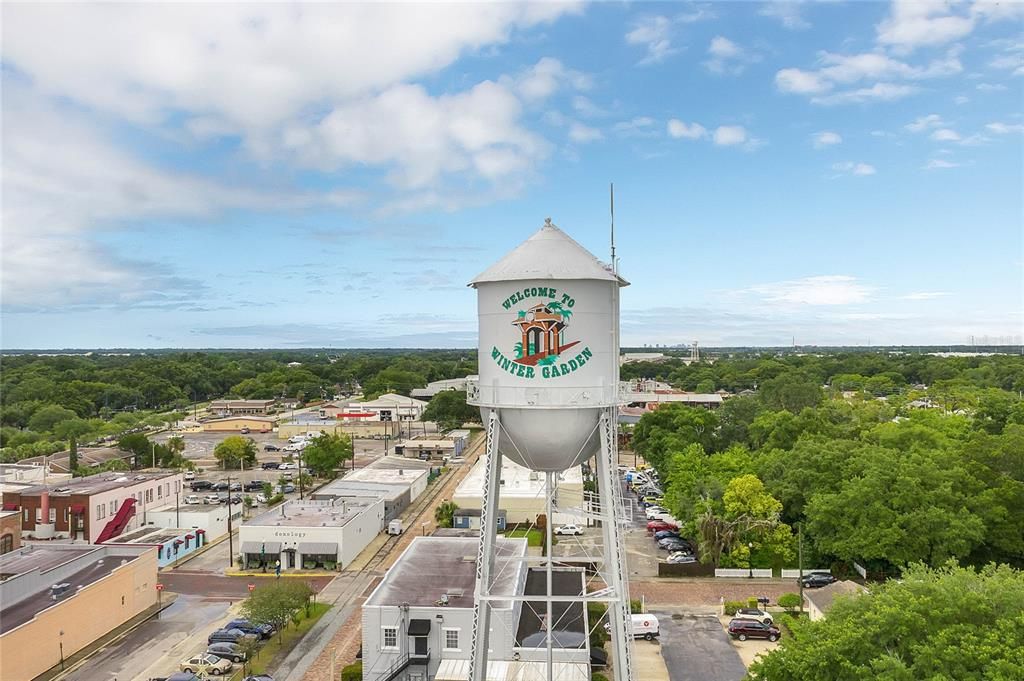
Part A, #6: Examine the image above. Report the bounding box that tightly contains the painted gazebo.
[512,303,577,365]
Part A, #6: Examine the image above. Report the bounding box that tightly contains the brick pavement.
[631,578,799,607]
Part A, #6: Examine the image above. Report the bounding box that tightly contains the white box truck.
[387,519,403,535]
[605,614,660,640]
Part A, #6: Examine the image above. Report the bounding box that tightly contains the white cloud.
[832,161,877,176]
[746,275,874,306]
[572,95,606,118]
[759,1,811,30]
[954,95,970,104]
[812,131,843,148]
[977,82,1008,91]
[987,121,1024,134]
[777,49,960,104]
[626,16,677,65]
[923,159,961,169]
[512,57,592,102]
[713,125,748,146]
[930,128,962,141]
[902,291,951,300]
[667,119,708,139]
[906,114,946,132]
[613,117,656,136]
[877,0,974,52]
[704,36,760,75]
[568,122,603,143]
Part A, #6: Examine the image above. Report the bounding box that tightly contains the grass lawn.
[506,527,544,546]
[228,603,331,680]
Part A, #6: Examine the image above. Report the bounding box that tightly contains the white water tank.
[469,219,627,472]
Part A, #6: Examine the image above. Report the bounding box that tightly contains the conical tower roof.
[469,218,628,287]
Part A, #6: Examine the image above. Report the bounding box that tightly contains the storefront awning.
[298,542,338,555]
[70,504,86,513]
[407,619,431,636]
[2,503,18,511]
[241,541,281,554]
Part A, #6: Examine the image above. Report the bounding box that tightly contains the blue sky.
[1,1,1021,349]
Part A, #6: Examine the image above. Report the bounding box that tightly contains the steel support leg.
[469,409,503,681]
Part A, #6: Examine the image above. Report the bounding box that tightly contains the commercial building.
[361,536,590,681]
[411,377,471,399]
[452,507,507,531]
[314,465,428,522]
[0,543,158,681]
[101,524,208,567]
[208,399,277,416]
[278,417,399,440]
[0,510,21,554]
[393,430,469,461]
[453,457,584,525]
[1,471,186,543]
[239,495,384,571]
[622,388,723,410]
[202,416,275,432]
[350,393,428,421]
[146,502,239,543]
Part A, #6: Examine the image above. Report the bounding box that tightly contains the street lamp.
[59,630,65,671]
[747,541,754,579]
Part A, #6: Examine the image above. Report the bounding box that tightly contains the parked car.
[733,608,773,625]
[604,613,660,640]
[647,520,677,532]
[658,539,690,552]
[652,529,679,541]
[212,481,230,491]
[641,496,663,508]
[278,483,296,494]
[183,494,201,505]
[800,572,837,589]
[226,618,275,639]
[158,674,200,681]
[183,471,196,481]
[222,495,243,505]
[244,480,265,492]
[650,512,677,524]
[553,524,584,536]
[240,427,250,434]
[203,494,222,505]
[644,506,668,520]
[264,444,281,452]
[728,619,781,642]
[666,552,696,564]
[191,480,213,491]
[242,676,274,681]
[180,653,233,675]
[255,493,270,504]
[229,481,242,491]
[207,628,259,645]
[206,642,248,662]
[261,462,280,470]
[278,462,298,470]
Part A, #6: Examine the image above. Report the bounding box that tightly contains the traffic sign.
[155,583,164,591]
[248,583,256,592]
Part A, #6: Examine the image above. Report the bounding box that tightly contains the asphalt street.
[656,612,748,681]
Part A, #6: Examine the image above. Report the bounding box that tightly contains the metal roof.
[469,219,628,287]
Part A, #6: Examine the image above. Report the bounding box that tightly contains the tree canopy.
[302,432,353,476]
[422,390,480,431]
[213,436,258,470]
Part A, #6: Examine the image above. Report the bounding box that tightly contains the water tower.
[466,219,634,681]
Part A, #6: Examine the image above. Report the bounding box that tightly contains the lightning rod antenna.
[610,182,616,274]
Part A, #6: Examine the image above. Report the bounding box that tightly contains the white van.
[604,614,661,641]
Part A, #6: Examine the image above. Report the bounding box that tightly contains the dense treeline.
[0,350,476,462]
[629,352,1024,574]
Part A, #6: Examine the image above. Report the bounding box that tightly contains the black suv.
[225,618,275,639]
[190,480,213,491]
[244,480,265,492]
[261,462,280,470]
[207,628,258,645]
[800,572,837,589]
[728,619,781,642]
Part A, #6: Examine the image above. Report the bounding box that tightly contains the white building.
[239,495,384,571]
[361,536,590,681]
[313,466,428,522]
[146,502,239,543]
[352,393,428,421]
[453,457,584,525]
[411,377,472,399]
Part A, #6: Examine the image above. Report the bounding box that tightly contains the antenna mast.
[610,182,617,274]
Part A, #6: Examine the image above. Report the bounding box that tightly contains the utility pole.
[227,472,234,568]
[798,523,804,614]
[152,442,156,469]
[298,453,304,500]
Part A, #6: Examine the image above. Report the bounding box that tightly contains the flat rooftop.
[13,471,179,497]
[366,536,526,609]
[110,526,193,545]
[515,568,587,648]
[0,546,147,634]
[152,502,218,512]
[245,496,379,528]
[340,467,427,485]
[457,457,582,499]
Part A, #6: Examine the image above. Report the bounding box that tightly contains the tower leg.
[597,408,634,681]
[469,409,503,681]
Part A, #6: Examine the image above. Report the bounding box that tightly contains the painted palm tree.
[546,301,573,321]
[513,341,524,359]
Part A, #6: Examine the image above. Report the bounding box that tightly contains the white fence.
[780,569,831,579]
[715,568,773,578]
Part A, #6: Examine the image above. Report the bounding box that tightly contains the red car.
[647,520,678,532]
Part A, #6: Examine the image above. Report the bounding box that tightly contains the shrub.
[630,598,643,613]
[341,662,363,681]
[324,561,337,570]
[592,673,610,681]
[778,593,802,612]
[303,560,317,570]
[748,597,759,609]
[724,600,746,616]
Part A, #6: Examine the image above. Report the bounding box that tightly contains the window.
[36,508,42,523]
[109,500,116,515]
[24,508,29,522]
[158,485,163,499]
[382,627,398,649]
[49,508,56,523]
[96,504,104,519]
[0,534,13,555]
[444,628,460,651]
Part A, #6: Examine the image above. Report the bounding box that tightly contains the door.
[414,635,427,656]
[287,551,296,568]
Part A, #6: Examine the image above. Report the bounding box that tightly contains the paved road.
[656,612,748,681]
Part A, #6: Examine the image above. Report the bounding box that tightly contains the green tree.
[27,405,79,433]
[434,500,458,528]
[747,563,1024,681]
[302,432,353,477]
[422,390,480,431]
[240,580,314,644]
[117,432,153,469]
[213,436,258,470]
[759,374,824,413]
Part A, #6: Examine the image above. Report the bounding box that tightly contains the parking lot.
[657,612,749,681]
